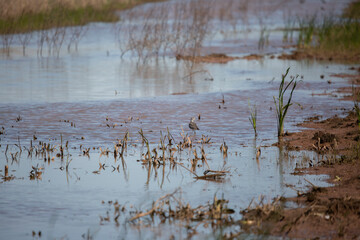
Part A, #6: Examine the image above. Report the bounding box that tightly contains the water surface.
[0,0,357,238]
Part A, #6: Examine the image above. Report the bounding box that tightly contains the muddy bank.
[176,53,267,64]
[242,111,360,239]
[242,160,360,239]
[334,68,360,102]
[241,64,360,238]
[176,53,239,64]
[282,68,360,155]
[0,0,161,19]
[278,49,360,63]
[282,111,358,155]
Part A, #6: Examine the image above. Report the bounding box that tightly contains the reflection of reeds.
[66,156,72,171]
[1,164,15,182]
[67,25,88,52]
[112,188,236,237]
[139,129,151,161]
[115,0,213,66]
[220,140,228,159]
[0,24,14,56]
[258,25,270,51]
[297,16,316,48]
[282,15,296,43]
[0,0,139,33]
[29,165,44,180]
[0,0,158,57]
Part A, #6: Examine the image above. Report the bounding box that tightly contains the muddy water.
[0,0,357,239]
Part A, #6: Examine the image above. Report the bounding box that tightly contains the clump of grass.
[297,15,316,48]
[0,0,162,35]
[343,0,360,19]
[248,100,257,137]
[258,25,270,50]
[273,67,299,137]
[240,195,283,230]
[296,15,360,58]
[317,18,360,52]
[0,5,111,35]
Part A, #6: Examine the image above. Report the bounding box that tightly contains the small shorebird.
[189,117,199,133]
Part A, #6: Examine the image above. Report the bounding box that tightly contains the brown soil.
[281,111,359,154]
[331,73,360,85]
[243,110,360,239]
[239,54,264,60]
[278,49,360,63]
[0,0,154,18]
[176,53,266,63]
[246,69,360,238]
[333,70,360,101]
[176,53,239,63]
[281,69,360,154]
[243,160,360,239]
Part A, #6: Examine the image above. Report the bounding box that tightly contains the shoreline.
[0,0,163,34]
[241,70,360,239]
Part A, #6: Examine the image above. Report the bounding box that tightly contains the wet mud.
[239,69,360,239]
[242,111,360,239]
[278,49,360,63]
[176,53,239,64]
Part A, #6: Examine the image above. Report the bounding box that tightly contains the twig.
[17,136,22,153]
[129,188,180,222]
[173,161,198,177]
[304,178,317,188]
[194,173,226,180]
[5,144,9,157]
[182,70,208,80]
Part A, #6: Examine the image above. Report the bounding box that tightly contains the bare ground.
[278,49,360,63]
[241,70,360,239]
[245,159,360,239]
[175,53,239,64]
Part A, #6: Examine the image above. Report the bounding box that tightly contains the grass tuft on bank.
[293,0,360,61]
[297,16,360,58]
[0,0,161,34]
[343,0,360,19]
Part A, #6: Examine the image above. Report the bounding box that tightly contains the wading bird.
[189,117,199,133]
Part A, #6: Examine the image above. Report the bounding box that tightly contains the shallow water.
[0,0,357,239]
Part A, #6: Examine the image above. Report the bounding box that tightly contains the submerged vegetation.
[0,0,214,67]
[101,189,239,238]
[115,0,214,65]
